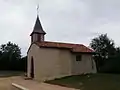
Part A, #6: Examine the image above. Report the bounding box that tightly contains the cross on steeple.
[37,4,39,16]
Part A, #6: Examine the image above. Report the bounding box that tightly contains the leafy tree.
[0,41,21,70]
[20,56,27,72]
[0,42,21,60]
[90,34,116,71]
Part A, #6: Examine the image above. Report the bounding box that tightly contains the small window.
[38,34,41,41]
[76,55,82,61]
[31,36,33,42]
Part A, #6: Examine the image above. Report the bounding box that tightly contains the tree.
[19,56,27,72]
[90,34,116,72]
[0,42,21,60]
[0,41,21,70]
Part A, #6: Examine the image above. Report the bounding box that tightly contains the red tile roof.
[35,41,94,53]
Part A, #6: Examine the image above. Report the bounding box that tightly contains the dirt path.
[0,76,77,90]
[12,77,77,90]
[0,76,21,90]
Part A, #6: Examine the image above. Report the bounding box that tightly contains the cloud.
[0,0,120,55]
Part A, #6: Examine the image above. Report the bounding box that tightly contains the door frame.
[30,56,34,78]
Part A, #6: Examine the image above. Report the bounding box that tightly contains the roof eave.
[72,51,96,54]
[30,32,46,36]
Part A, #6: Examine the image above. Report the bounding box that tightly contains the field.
[46,74,120,90]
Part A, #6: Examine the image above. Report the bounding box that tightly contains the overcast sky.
[0,0,120,56]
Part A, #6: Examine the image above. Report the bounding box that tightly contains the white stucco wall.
[27,44,72,81]
[71,54,97,75]
[27,44,96,81]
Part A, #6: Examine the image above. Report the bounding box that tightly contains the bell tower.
[30,5,46,43]
[30,15,46,43]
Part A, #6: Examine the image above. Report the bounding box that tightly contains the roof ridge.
[44,41,83,45]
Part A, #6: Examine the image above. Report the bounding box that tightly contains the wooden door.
[30,57,34,78]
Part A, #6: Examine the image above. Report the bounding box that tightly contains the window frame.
[76,55,82,61]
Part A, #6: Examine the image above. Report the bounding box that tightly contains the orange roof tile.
[35,41,94,53]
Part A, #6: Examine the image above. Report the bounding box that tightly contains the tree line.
[0,34,120,74]
[90,34,120,73]
[0,42,27,71]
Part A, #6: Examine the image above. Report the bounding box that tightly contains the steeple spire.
[30,5,46,36]
[30,6,46,43]
[30,16,46,36]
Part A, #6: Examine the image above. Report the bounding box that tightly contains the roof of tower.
[30,16,46,36]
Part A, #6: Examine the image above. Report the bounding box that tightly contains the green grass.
[45,74,120,90]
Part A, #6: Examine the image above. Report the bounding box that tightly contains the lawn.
[45,74,120,90]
